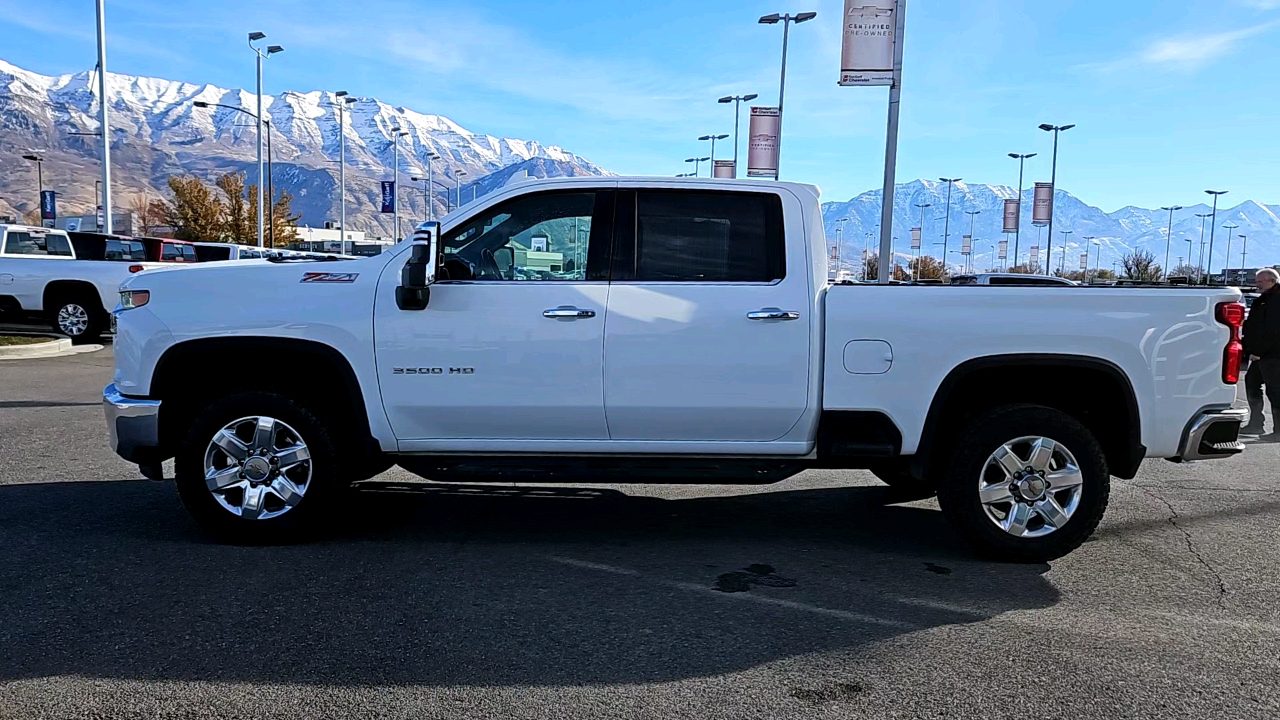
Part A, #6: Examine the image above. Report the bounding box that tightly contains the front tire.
[936,404,1110,563]
[175,392,345,543]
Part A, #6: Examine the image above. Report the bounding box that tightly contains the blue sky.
[3,0,1279,210]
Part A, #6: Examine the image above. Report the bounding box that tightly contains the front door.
[375,189,615,442]
[602,188,812,442]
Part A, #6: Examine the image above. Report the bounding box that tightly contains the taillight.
[128,264,145,273]
[1216,301,1245,384]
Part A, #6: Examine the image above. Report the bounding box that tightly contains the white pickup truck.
[103,177,1248,561]
[0,224,155,341]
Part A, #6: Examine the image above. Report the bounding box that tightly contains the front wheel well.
[150,338,380,472]
[916,356,1144,481]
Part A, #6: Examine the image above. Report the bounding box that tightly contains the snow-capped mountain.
[822,179,1280,275]
[0,58,607,235]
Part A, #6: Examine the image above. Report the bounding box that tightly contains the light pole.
[424,151,440,220]
[21,154,43,212]
[1194,212,1210,282]
[1185,239,1193,278]
[914,201,931,268]
[454,169,467,212]
[699,134,729,171]
[758,11,816,180]
[965,209,981,273]
[1038,123,1075,276]
[1057,229,1072,278]
[1159,205,1183,280]
[390,125,410,239]
[194,101,277,242]
[1221,222,1239,285]
[1240,234,1249,272]
[684,156,710,177]
[717,94,758,178]
[248,33,283,247]
[939,177,961,272]
[1008,152,1036,268]
[94,0,113,234]
[1204,189,1228,285]
[334,91,356,254]
[834,217,849,276]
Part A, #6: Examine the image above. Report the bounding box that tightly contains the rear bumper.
[103,383,161,463]
[1175,407,1247,461]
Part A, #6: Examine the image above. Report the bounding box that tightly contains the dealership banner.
[746,106,780,178]
[712,160,736,179]
[910,226,921,250]
[961,234,972,254]
[998,239,1008,259]
[1003,198,1020,233]
[1080,253,1089,270]
[839,0,898,86]
[380,181,396,214]
[1030,246,1040,266]
[1032,182,1053,226]
[40,190,56,220]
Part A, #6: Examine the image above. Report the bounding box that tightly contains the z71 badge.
[300,272,359,283]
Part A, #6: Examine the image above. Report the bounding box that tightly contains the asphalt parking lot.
[1,344,1278,720]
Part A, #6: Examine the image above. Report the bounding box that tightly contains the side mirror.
[396,222,439,311]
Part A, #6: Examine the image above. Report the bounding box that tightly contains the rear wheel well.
[43,280,105,316]
[150,338,381,473]
[916,356,1144,481]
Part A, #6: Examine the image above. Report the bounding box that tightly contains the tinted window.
[103,240,145,261]
[441,191,606,281]
[3,232,71,257]
[161,243,185,261]
[628,191,784,282]
[181,244,198,261]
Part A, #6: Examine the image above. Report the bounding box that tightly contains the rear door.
[602,188,811,442]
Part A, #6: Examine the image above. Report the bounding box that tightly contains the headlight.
[119,290,150,310]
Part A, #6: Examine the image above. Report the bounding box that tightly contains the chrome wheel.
[978,436,1084,538]
[203,416,312,520]
[57,303,89,336]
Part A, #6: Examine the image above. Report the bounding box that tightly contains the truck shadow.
[0,479,1058,688]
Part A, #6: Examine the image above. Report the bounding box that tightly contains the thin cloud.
[1082,22,1277,72]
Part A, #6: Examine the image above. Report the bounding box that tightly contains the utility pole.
[1008,152,1037,271]
[95,0,113,234]
[1039,123,1075,276]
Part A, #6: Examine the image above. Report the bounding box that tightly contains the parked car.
[68,232,149,262]
[192,242,273,262]
[0,224,161,341]
[105,177,1247,561]
[137,237,198,263]
[950,273,1077,286]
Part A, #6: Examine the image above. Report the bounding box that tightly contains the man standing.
[1242,267,1280,440]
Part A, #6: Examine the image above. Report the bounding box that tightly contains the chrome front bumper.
[1176,407,1248,461]
[103,383,161,463]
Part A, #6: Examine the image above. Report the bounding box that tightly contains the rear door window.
[613,190,785,282]
[2,231,72,257]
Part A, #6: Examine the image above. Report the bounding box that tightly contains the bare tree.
[130,194,163,236]
[1121,248,1162,282]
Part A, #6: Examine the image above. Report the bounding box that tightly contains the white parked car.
[104,177,1248,561]
[0,224,162,341]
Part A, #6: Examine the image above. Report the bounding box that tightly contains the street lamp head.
[743,93,759,101]
[335,90,348,97]
[718,96,733,103]
[193,101,209,108]
[248,31,266,41]
[1038,123,1054,132]
[759,13,781,24]
[685,157,697,163]
[714,134,729,140]
[343,96,357,104]
[1205,189,1228,196]
[794,11,818,22]
[940,177,961,183]
[266,45,284,55]
[22,154,42,161]
[698,135,712,141]
[1061,124,1076,131]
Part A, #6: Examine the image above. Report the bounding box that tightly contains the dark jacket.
[1243,286,1280,359]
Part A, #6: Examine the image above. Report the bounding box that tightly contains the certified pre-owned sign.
[300,272,360,283]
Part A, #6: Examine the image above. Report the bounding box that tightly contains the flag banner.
[712,160,736,178]
[839,0,898,86]
[910,226,921,249]
[1030,246,1040,265]
[40,190,56,220]
[1032,182,1053,226]
[380,181,396,214]
[961,234,972,254]
[1003,198,1020,233]
[1080,253,1089,270]
[746,107,780,178]
[998,239,1008,259]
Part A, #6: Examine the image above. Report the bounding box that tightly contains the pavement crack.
[1133,483,1227,610]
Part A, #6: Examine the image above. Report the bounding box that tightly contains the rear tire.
[936,404,1110,563]
[50,295,104,344]
[175,391,346,544]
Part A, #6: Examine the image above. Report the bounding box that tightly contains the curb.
[0,338,76,359]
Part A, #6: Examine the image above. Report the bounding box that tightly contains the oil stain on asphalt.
[713,564,798,593]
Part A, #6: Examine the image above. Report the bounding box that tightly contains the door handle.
[543,306,597,319]
[747,308,800,321]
